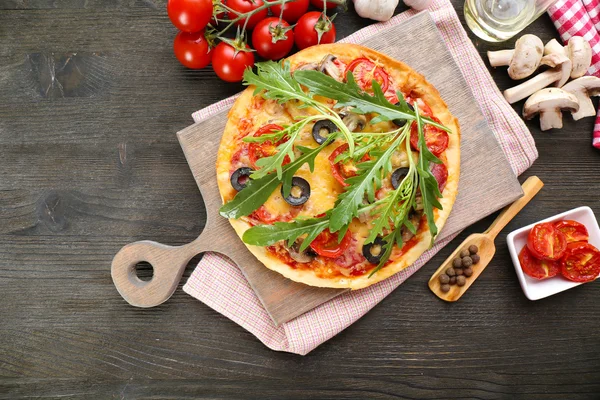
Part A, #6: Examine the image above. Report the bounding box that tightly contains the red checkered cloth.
[184,1,538,355]
[548,0,600,148]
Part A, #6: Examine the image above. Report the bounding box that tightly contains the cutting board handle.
[111,238,205,307]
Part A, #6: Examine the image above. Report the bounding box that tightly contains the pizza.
[216,43,460,290]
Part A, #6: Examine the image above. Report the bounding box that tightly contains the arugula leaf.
[365,170,416,245]
[294,70,450,132]
[329,125,409,232]
[219,143,327,219]
[414,103,444,243]
[244,61,356,155]
[243,61,316,106]
[243,215,330,252]
[250,116,327,180]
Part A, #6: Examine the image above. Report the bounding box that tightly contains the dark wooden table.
[1,1,599,399]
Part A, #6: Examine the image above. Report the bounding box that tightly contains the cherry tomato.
[250,205,280,224]
[294,12,336,50]
[252,18,294,60]
[310,228,351,258]
[328,143,368,187]
[345,58,390,92]
[410,117,449,156]
[167,0,213,33]
[518,246,561,280]
[554,220,589,243]
[430,162,448,192]
[527,222,568,261]
[227,0,268,29]
[212,42,255,82]
[561,242,600,282]
[310,0,341,9]
[173,30,213,69]
[270,0,309,23]
[248,124,290,168]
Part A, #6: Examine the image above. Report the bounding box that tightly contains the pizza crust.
[217,43,461,290]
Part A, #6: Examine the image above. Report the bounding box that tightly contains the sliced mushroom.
[562,76,600,120]
[503,54,572,104]
[401,210,421,242]
[296,62,318,71]
[342,113,367,132]
[487,34,544,79]
[285,238,316,263]
[414,194,424,211]
[318,54,343,82]
[523,88,579,131]
[567,37,592,78]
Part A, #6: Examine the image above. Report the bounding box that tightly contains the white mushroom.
[523,88,579,131]
[544,37,592,78]
[318,54,343,82]
[544,38,566,56]
[503,54,572,104]
[487,34,544,79]
[567,37,592,78]
[562,76,600,120]
[284,239,316,263]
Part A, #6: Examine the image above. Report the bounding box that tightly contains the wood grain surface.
[1,1,599,399]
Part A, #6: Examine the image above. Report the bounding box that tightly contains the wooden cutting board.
[111,11,523,326]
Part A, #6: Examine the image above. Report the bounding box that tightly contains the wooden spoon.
[429,176,544,301]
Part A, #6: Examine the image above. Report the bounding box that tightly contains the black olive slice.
[363,236,387,264]
[281,177,310,206]
[391,167,410,190]
[230,167,254,191]
[393,101,415,127]
[312,120,338,145]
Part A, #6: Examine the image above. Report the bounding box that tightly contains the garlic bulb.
[404,0,433,11]
[353,0,399,22]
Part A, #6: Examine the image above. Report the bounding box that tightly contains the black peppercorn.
[456,275,466,286]
[469,245,479,254]
[464,267,473,277]
[441,284,450,293]
[453,258,462,268]
[471,254,480,264]
[446,267,456,277]
[462,256,473,268]
[460,249,470,258]
[439,274,450,284]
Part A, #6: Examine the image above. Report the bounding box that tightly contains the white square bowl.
[506,206,600,300]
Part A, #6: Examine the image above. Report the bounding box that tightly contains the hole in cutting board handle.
[135,261,154,282]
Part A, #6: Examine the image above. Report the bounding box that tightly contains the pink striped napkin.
[183,0,538,355]
[548,0,600,148]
